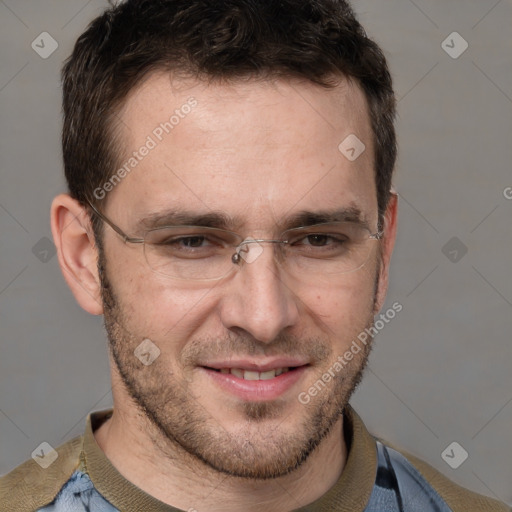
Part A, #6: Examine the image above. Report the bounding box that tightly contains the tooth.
[231,368,244,378]
[226,367,291,380]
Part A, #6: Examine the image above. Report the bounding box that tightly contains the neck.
[94,395,347,511]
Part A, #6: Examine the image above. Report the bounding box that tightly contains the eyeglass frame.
[85,199,384,279]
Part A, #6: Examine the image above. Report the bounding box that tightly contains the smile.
[213,367,291,380]
[201,364,308,401]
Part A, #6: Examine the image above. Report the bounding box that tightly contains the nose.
[218,242,300,344]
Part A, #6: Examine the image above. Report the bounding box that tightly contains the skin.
[51,73,397,511]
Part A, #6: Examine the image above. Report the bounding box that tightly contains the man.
[1,0,509,511]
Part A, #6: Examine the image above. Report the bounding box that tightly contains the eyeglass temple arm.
[85,199,144,244]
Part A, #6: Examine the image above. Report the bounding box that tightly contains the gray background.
[1,0,511,506]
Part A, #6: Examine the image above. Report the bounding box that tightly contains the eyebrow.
[136,205,370,232]
[137,210,236,231]
[283,206,370,230]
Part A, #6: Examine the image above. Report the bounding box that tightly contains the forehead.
[107,72,376,230]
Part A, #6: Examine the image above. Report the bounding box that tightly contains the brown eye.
[177,236,208,248]
[304,234,331,246]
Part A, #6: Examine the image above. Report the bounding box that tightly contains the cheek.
[306,266,377,340]
[105,248,216,345]
[136,283,214,335]
[309,262,377,306]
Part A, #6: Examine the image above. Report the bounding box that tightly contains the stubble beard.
[99,252,376,480]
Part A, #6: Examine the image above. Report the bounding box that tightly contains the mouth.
[208,366,295,380]
[199,362,310,402]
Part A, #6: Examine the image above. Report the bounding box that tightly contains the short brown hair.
[62,0,396,232]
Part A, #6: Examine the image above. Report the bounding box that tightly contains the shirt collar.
[83,405,377,511]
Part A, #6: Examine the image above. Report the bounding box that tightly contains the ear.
[50,194,104,315]
[374,191,398,314]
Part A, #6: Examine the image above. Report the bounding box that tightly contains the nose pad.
[232,238,265,265]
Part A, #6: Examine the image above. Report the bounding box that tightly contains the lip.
[200,358,309,372]
[201,364,309,402]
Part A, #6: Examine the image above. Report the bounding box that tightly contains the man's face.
[99,73,382,478]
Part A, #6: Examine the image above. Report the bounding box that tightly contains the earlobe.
[50,194,104,315]
[374,192,398,314]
